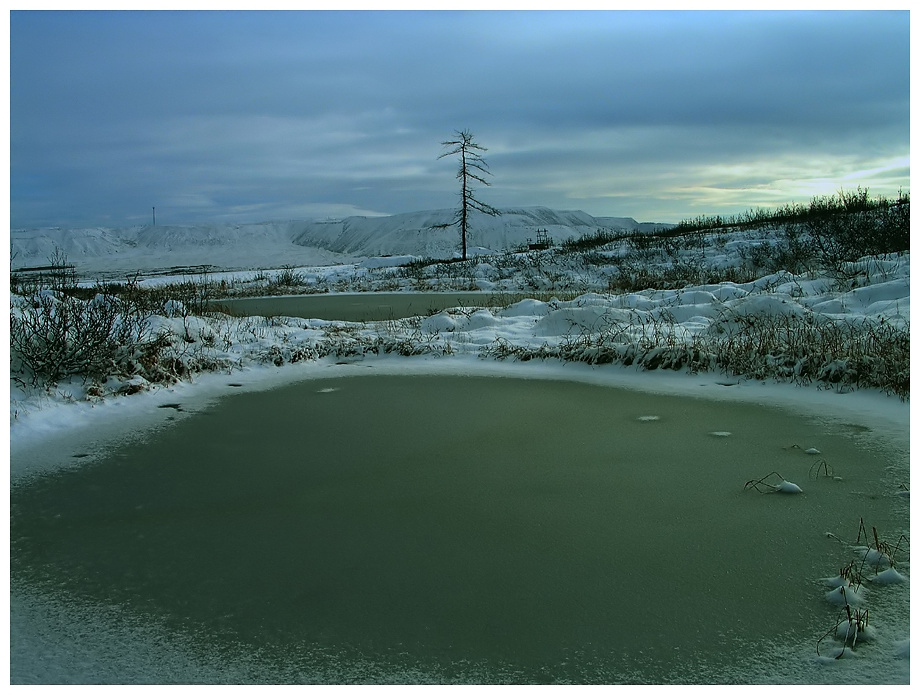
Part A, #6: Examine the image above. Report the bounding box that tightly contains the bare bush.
[11,291,152,386]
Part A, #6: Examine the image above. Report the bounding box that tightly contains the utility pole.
[152,207,156,226]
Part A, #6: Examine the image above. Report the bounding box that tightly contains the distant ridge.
[10,206,671,275]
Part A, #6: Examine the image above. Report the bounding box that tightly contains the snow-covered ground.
[8,207,911,683]
[10,210,911,422]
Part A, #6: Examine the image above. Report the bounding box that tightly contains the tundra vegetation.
[9,189,910,400]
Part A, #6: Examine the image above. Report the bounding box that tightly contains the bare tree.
[437,129,499,260]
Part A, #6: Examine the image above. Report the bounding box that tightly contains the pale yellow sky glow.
[673,154,910,213]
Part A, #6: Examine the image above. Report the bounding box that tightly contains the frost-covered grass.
[816,518,910,662]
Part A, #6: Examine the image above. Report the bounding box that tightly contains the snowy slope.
[290,209,462,257]
[291,207,653,257]
[11,226,133,261]
[10,207,665,276]
[10,221,354,277]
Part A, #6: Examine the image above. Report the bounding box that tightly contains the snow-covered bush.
[10,290,152,387]
[268,266,308,289]
[8,252,227,388]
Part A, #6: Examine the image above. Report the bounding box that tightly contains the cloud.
[9,10,909,227]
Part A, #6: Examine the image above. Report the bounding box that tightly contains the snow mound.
[868,567,907,584]
[498,299,552,318]
[533,306,628,337]
[825,584,866,606]
[459,309,499,331]
[776,480,803,494]
[723,294,805,317]
[420,312,459,333]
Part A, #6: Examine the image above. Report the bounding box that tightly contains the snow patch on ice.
[825,584,866,606]
[868,567,907,585]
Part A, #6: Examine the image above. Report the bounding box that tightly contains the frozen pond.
[212,292,517,321]
[10,374,909,684]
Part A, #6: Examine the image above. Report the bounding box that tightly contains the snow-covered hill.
[10,207,667,276]
[290,207,659,257]
[9,221,350,276]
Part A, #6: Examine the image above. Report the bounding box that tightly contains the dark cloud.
[10,10,909,227]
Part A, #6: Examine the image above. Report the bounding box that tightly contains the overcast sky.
[9,9,910,228]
